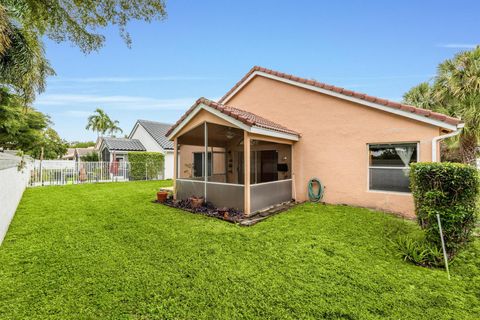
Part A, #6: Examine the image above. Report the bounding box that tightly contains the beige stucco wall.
[225,76,441,217]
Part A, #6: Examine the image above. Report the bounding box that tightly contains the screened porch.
[174,122,294,215]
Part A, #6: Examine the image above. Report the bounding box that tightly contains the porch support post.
[173,137,178,200]
[204,122,208,201]
[290,143,295,201]
[244,131,251,216]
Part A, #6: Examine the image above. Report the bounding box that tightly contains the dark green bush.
[127,152,164,180]
[80,151,99,161]
[410,162,479,258]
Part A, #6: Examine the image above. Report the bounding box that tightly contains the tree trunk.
[459,133,477,166]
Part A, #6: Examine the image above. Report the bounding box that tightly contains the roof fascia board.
[250,126,299,141]
[128,121,140,139]
[136,121,167,151]
[166,104,206,139]
[167,103,250,139]
[222,70,458,131]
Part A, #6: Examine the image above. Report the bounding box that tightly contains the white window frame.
[367,142,419,194]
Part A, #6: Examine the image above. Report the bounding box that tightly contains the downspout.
[432,123,464,162]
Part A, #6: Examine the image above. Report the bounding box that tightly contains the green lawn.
[0,181,479,319]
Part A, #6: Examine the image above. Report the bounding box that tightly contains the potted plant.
[188,196,204,208]
[157,190,168,203]
[217,207,229,219]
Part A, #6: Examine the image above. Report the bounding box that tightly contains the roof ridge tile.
[166,98,299,137]
[218,66,462,127]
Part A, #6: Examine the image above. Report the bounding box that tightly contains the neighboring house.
[98,137,146,163]
[74,147,95,161]
[166,66,463,217]
[62,147,96,161]
[62,148,75,160]
[129,120,174,179]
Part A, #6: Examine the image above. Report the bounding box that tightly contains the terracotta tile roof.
[166,97,299,137]
[219,66,462,127]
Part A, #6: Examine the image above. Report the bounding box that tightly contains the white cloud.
[437,43,478,49]
[35,94,221,111]
[50,76,220,83]
[62,110,92,118]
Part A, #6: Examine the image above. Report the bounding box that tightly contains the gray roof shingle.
[103,137,146,151]
[137,120,174,150]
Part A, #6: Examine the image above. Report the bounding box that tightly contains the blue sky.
[35,0,480,142]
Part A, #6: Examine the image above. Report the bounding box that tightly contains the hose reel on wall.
[308,178,324,202]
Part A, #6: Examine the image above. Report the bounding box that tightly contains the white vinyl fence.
[0,154,32,245]
[29,160,164,187]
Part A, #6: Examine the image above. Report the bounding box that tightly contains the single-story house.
[62,147,96,161]
[62,148,75,160]
[74,147,95,161]
[98,137,146,163]
[129,120,174,179]
[166,66,463,217]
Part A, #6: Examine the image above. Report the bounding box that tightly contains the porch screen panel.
[250,179,292,213]
[206,183,244,211]
[176,179,205,200]
[250,140,292,184]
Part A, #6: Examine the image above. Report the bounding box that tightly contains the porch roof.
[166,97,300,141]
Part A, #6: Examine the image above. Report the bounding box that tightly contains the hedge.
[127,152,164,180]
[410,162,479,258]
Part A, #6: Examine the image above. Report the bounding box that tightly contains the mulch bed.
[153,198,244,223]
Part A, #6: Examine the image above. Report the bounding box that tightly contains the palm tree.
[86,108,110,137]
[85,108,122,137]
[433,47,480,165]
[107,120,123,136]
[0,4,54,102]
[403,46,480,165]
[402,82,436,110]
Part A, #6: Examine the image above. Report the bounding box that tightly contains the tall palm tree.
[85,108,110,137]
[85,108,123,137]
[403,46,480,165]
[433,47,480,165]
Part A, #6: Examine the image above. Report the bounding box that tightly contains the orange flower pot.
[157,191,168,203]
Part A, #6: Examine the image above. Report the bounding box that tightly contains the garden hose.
[308,178,324,202]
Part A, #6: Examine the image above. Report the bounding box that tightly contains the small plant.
[394,236,444,267]
[183,163,194,178]
[15,151,28,172]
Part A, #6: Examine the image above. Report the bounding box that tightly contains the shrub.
[127,152,164,180]
[80,151,99,161]
[410,162,479,258]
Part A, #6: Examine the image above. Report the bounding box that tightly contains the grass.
[0,181,479,319]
